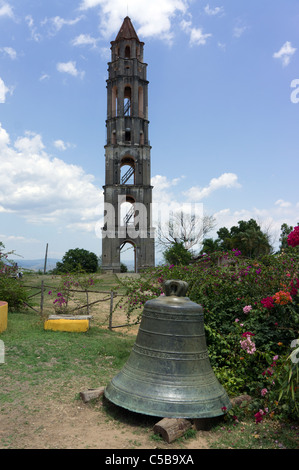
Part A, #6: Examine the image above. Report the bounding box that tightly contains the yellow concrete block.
[44,318,89,333]
[0,301,8,333]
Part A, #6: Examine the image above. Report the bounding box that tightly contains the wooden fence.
[22,281,137,330]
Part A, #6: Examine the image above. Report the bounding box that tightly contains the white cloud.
[25,15,42,42]
[204,4,224,16]
[53,139,74,151]
[0,76,12,103]
[233,19,248,38]
[0,2,14,19]
[218,42,226,51]
[151,175,184,214]
[233,26,247,38]
[39,73,50,81]
[0,234,39,244]
[183,173,241,201]
[273,41,296,67]
[189,27,211,46]
[42,15,83,35]
[180,19,211,46]
[79,0,188,42]
[0,122,10,146]
[275,199,292,208]
[0,123,101,230]
[0,46,17,59]
[151,174,181,191]
[79,0,102,8]
[71,34,99,48]
[56,61,85,79]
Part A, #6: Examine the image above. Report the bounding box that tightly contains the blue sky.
[0,0,299,265]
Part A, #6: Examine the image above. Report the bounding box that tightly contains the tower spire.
[114,16,140,43]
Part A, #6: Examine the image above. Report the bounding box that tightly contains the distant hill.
[12,258,61,272]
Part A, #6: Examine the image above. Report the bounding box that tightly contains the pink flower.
[287,226,299,247]
[261,296,274,309]
[261,388,268,397]
[255,411,263,424]
[240,336,256,354]
[243,305,252,314]
[242,332,255,337]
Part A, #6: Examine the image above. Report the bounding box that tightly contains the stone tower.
[102,17,155,273]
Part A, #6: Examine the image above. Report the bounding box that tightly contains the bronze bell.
[104,279,231,418]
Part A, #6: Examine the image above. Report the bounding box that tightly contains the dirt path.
[0,381,212,449]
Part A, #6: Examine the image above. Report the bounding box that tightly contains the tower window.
[125,128,131,142]
[125,45,131,59]
[124,86,131,116]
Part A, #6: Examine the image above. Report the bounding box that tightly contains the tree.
[120,262,128,273]
[163,242,192,266]
[200,238,222,254]
[158,211,216,254]
[54,248,98,273]
[216,219,272,258]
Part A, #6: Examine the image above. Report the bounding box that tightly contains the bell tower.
[102,17,155,273]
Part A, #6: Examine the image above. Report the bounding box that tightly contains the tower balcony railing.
[124,100,131,116]
[123,206,135,225]
[121,166,135,184]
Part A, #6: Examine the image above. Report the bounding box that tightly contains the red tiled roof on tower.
[114,16,140,42]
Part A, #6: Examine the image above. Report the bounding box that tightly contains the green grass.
[206,420,299,449]
[0,311,135,404]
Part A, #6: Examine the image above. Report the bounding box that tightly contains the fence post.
[40,280,44,315]
[109,291,114,330]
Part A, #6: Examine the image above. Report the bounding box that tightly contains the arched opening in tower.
[120,155,135,184]
[120,240,136,273]
[120,195,135,227]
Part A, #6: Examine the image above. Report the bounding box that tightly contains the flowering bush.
[116,275,163,322]
[287,226,299,247]
[49,271,96,315]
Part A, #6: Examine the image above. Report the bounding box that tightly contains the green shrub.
[0,242,29,311]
